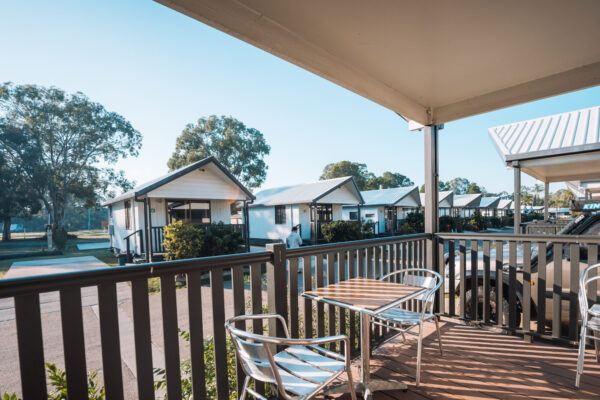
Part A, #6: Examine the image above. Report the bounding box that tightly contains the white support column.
[424,125,439,268]
[513,162,521,234]
[544,182,549,221]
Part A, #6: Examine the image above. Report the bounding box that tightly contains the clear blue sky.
[2,0,600,195]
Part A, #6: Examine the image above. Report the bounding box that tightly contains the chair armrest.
[277,335,351,361]
[226,314,290,338]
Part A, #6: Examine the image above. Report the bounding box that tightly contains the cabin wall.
[210,199,231,223]
[109,199,144,254]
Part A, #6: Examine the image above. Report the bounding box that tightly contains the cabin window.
[311,204,333,222]
[275,205,286,224]
[365,213,375,218]
[124,200,131,230]
[167,200,211,225]
[349,211,358,220]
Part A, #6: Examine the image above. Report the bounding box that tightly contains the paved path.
[4,255,109,279]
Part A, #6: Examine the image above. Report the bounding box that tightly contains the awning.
[488,106,600,182]
[156,0,600,125]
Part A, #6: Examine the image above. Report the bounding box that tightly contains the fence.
[0,233,426,399]
[435,232,599,344]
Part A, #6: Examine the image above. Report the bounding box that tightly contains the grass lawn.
[0,241,118,278]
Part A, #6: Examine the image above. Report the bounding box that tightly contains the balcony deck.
[334,318,600,400]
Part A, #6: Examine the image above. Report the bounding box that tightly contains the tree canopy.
[319,161,413,190]
[167,115,270,189]
[0,82,141,231]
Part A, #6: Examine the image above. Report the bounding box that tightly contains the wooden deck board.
[325,318,600,400]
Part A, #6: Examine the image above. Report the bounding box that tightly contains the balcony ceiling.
[156,0,600,125]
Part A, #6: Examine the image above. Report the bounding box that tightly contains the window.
[275,205,286,224]
[349,211,358,220]
[124,200,131,230]
[365,213,375,218]
[167,200,211,225]
[311,204,333,222]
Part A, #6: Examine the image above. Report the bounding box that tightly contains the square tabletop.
[302,277,425,312]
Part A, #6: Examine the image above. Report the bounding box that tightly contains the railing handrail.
[0,251,271,298]
[286,233,430,257]
[123,229,143,240]
[435,232,600,244]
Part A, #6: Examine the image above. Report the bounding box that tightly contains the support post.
[424,125,439,271]
[243,201,250,252]
[266,243,287,339]
[147,198,153,263]
[513,162,521,234]
[544,182,549,221]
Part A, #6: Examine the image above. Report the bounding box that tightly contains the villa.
[248,176,363,244]
[451,193,483,217]
[419,190,454,216]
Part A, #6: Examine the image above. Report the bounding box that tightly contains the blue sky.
[2,0,600,195]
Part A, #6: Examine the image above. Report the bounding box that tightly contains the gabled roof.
[251,176,363,206]
[102,157,254,206]
[452,193,482,208]
[489,106,600,182]
[419,191,454,207]
[359,186,420,207]
[478,196,501,209]
[497,199,513,209]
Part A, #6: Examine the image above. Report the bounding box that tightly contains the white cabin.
[452,194,483,217]
[249,176,363,244]
[419,191,454,216]
[342,186,421,235]
[102,157,254,260]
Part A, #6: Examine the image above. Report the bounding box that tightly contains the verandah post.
[423,124,440,311]
[266,243,288,339]
[513,162,521,233]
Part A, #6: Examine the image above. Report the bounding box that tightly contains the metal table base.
[324,313,408,399]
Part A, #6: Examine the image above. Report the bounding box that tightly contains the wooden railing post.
[266,243,288,338]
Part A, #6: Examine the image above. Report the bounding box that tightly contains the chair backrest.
[383,267,442,305]
[579,263,600,319]
[226,323,279,384]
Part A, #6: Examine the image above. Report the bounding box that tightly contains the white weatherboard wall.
[110,199,144,254]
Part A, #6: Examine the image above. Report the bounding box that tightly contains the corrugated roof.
[360,186,419,206]
[478,196,500,209]
[251,176,363,206]
[497,199,513,209]
[101,157,254,206]
[452,194,482,208]
[489,105,600,162]
[419,191,454,207]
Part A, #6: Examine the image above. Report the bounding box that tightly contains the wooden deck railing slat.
[186,271,207,400]
[160,275,182,400]
[231,264,246,394]
[522,241,532,339]
[496,240,504,327]
[470,240,478,321]
[210,267,228,400]
[98,282,124,400]
[553,243,563,339]
[569,243,579,340]
[508,240,517,329]
[459,240,466,319]
[326,252,337,351]
[537,242,547,335]
[60,287,88,400]
[131,278,155,400]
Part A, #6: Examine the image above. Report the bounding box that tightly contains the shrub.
[163,221,204,261]
[163,221,244,261]
[52,227,69,250]
[398,211,424,234]
[321,220,363,243]
[439,215,454,232]
[46,362,105,400]
[200,222,244,256]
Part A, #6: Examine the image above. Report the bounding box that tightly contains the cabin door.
[310,204,333,243]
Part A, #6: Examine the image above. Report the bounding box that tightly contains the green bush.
[52,227,69,250]
[163,221,204,261]
[46,362,105,400]
[439,215,454,232]
[398,211,424,234]
[163,221,244,261]
[321,220,371,243]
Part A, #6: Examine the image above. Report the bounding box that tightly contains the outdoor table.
[302,277,426,399]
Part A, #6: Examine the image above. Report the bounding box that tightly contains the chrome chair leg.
[434,315,444,356]
[576,325,586,388]
[416,321,424,387]
[240,376,250,400]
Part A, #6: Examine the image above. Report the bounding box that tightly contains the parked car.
[448,212,600,328]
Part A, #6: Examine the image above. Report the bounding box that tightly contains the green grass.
[0,242,118,278]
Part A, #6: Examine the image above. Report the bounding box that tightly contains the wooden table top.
[302,277,425,312]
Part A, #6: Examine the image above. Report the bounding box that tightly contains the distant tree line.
[319,161,413,190]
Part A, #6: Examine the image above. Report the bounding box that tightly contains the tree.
[320,161,374,190]
[369,171,413,189]
[466,182,482,194]
[0,150,41,241]
[0,82,141,231]
[167,115,270,189]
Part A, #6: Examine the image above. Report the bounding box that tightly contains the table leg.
[361,312,370,386]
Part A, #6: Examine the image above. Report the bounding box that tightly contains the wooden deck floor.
[332,318,600,400]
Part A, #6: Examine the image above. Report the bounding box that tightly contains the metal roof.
[497,199,513,209]
[359,186,420,207]
[419,191,454,207]
[101,157,254,206]
[478,196,501,209]
[251,176,363,206]
[452,194,482,208]
[489,106,600,182]
[158,0,600,125]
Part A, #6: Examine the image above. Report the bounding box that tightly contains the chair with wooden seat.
[225,314,357,400]
[576,263,600,388]
[370,268,443,386]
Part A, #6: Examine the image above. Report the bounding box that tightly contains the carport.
[489,105,600,228]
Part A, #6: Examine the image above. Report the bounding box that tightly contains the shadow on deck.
[332,318,600,400]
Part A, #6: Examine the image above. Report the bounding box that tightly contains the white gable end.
[318,183,361,204]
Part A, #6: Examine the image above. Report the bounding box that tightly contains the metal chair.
[225,314,357,400]
[575,263,600,388]
[370,268,443,386]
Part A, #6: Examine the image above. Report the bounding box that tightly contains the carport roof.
[489,106,600,182]
[156,0,600,125]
